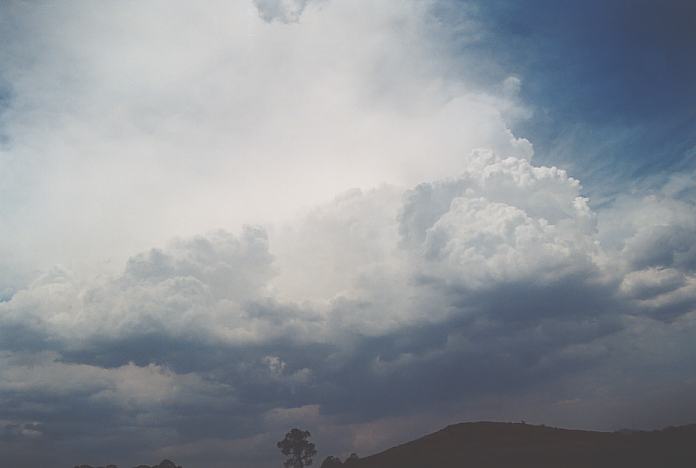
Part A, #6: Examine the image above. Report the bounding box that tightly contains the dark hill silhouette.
[328,422,696,468]
[74,459,181,468]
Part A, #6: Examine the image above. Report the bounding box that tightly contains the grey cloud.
[254,0,312,23]
[620,268,686,301]
[624,224,696,272]
[602,187,696,321]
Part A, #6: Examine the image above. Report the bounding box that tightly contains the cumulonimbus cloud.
[2,146,695,467]
[0,1,695,467]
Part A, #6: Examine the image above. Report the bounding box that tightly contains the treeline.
[320,453,360,467]
[277,427,359,468]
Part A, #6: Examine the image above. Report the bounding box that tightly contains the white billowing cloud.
[269,149,604,334]
[270,185,404,302]
[400,151,594,243]
[422,196,590,286]
[0,148,695,467]
[2,149,691,351]
[0,0,531,280]
[0,227,311,346]
[123,227,274,302]
[399,149,599,290]
[0,149,612,353]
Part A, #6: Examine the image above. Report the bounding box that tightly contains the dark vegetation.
[277,428,318,468]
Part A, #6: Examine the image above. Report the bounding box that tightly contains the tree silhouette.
[320,455,343,467]
[277,428,317,468]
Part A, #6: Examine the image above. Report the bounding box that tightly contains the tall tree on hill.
[277,428,318,468]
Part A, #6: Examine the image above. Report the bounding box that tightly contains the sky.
[0,1,695,467]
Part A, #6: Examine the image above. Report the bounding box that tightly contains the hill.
[326,422,696,468]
